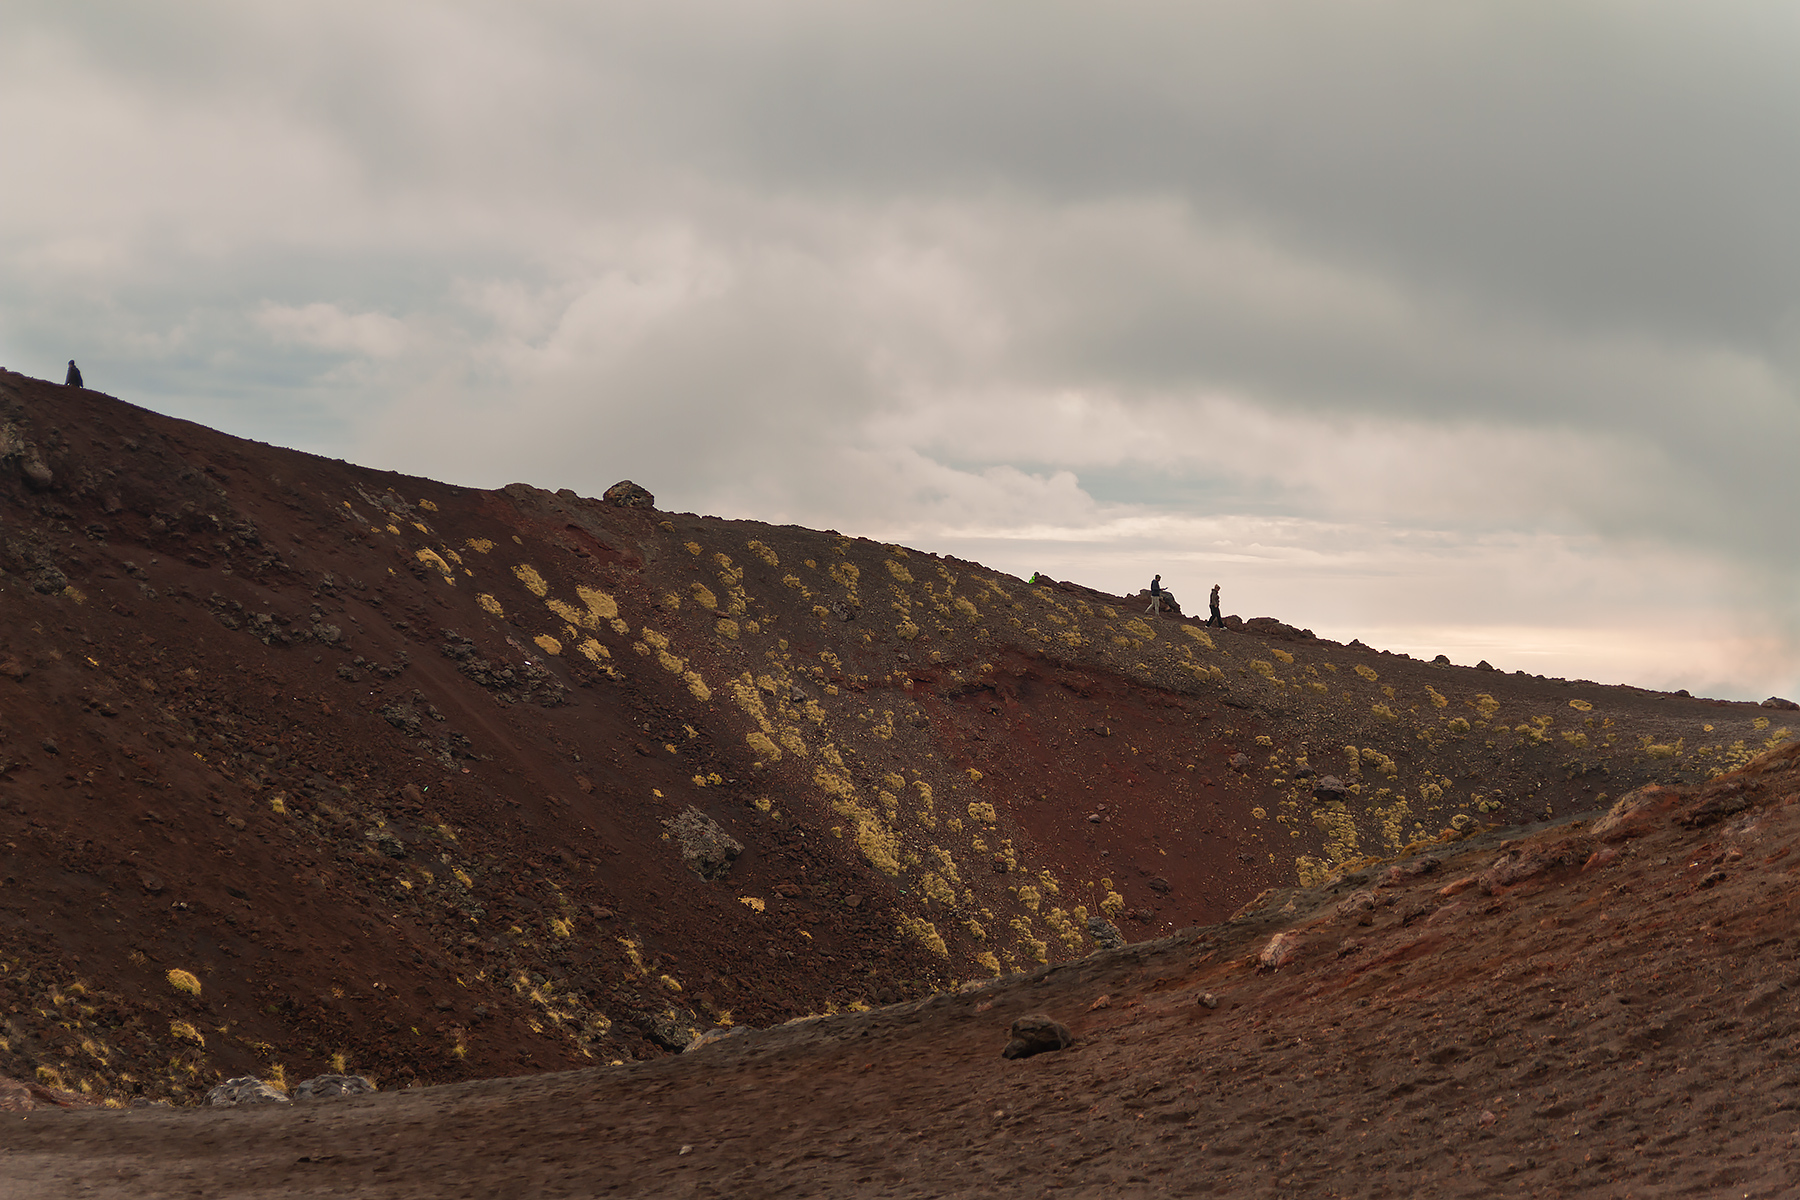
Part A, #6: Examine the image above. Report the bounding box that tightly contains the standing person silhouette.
[65,360,83,388]
[1146,574,1164,617]
[1208,583,1224,628]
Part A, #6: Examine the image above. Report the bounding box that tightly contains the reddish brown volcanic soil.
[10,745,1800,1197]
[1,366,1796,1192]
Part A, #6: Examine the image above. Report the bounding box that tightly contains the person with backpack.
[1146,574,1164,617]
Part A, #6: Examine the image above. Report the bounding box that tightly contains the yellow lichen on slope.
[1182,626,1216,650]
[416,549,456,583]
[898,914,948,957]
[513,564,549,597]
[477,593,504,617]
[746,731,782,763]
[577,585,620,622]
[815,763,901,875]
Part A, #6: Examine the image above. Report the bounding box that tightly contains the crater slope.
[0,368,1779,1105]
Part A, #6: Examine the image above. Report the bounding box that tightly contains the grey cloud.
[6,1,1800,697]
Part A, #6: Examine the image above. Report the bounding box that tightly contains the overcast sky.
[5,2,1799,699]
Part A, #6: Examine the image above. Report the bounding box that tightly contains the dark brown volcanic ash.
[9,744,1800,1197]
[0,365,1782,1116]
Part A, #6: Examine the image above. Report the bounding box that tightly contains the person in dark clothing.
[65,360,83,388]
[1208,583,1224,628]
[1146,573,1164,617]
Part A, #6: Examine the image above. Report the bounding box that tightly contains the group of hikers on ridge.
[1019,570,1227,630]
[1145,574,1225,628]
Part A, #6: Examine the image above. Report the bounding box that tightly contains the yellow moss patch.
[166,969,202,997]
[1473,694,1501,719]
[576,585,619,622]
[1354,664,1379,683]
[414,549,456,583]
[534,634,562,656]
[691,583,719,609]
[513,564,549,597]
[967,801,997,824]
[1569,699,1594,712]
[715,618,740,640]
[747,540,779,568]
[897,914,949,957]
[885,560,914,584]
[1269,646,1294,664]
[477,593,504,617]
[1426,686,1448,709]
[170,1020,204,1047]
[746,731,781,762]
[465,538,495,553]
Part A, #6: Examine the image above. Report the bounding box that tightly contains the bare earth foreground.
[8,744,1800,1197]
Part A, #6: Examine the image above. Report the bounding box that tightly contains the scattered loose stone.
[1001,1014,1073,1060]
[1480,848,1548,894]
[1258,931,1301,970]
[1199,993,1219,1009]
[366,829,407,859]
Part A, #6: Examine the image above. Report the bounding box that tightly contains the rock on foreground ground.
[8,741,1800,1196]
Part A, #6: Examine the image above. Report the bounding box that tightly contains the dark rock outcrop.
[206,1077,290,1107]
[1086,917,1125,949]
[291,1074,378,1101]
[603,480,655,509]
[1001,1014,1073,1060]
[663,807,744,881]
[1312,776,1349,802]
